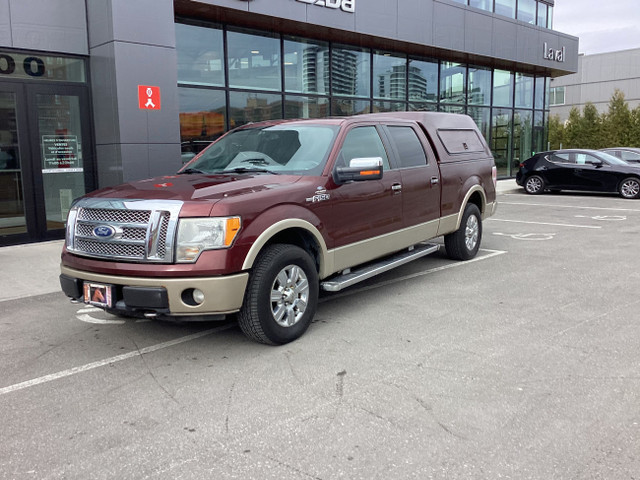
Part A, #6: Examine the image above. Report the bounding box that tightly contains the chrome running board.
[320,243,439,292]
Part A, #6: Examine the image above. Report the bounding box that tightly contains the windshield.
[598,151,633,167]
[181,124,339,176]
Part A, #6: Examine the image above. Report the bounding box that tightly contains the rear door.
[382,124,441,237]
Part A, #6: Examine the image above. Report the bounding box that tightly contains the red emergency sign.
[138,85,161,110]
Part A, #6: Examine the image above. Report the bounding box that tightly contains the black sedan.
[516,149,640,199]
[600,147,640,164]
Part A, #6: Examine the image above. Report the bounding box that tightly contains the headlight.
[176,217,241,263]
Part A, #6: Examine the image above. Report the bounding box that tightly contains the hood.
[88,173,304,203]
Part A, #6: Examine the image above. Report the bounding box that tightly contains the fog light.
[192,289,205,305]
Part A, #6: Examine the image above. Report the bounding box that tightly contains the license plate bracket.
[83,282,114,308]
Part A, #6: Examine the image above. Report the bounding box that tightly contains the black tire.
[619,177,640,199]
[524,175,545,195]
[444,203,482,261]
[238,244,319,345]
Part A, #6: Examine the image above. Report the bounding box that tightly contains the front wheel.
[238,244,319,345]
[619,177,640,199]
[444,203,482,261]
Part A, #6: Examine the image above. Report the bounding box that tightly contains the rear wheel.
[524,175,545,195]
[619,177,640,199]
[444,203,482,261]
[238,244,319,345]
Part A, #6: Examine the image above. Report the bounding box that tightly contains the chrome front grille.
[66,198,183,263]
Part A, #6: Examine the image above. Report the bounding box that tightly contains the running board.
[320,243,439,292]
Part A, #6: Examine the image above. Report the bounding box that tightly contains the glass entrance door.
[0,81,93,244]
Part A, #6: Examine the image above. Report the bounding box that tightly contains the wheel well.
[262,228,321,272]
[467,190,484,215]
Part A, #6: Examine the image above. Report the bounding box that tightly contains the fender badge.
[306,187,330,203]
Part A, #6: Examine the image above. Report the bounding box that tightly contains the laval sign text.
[543,43,566,62]
[296,0,355,13]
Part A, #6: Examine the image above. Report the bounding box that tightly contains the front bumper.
[60,265,248,317]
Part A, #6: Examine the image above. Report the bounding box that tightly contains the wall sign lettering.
[296,0,355,13]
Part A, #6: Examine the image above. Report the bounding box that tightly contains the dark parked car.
[516,149,640,199]
[600,147,640,164]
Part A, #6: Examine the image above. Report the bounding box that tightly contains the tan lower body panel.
[61,265,248,315]
[329,219,440,274]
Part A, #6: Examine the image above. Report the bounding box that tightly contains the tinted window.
[437,129,485,154]
[387,126,428,168]
[338,126,389,170]
[549,153,576,164]
[621,151,640,162]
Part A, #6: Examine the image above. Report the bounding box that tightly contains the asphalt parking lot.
[2,188,640,479]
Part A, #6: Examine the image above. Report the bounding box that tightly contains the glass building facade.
[176,20,552,178]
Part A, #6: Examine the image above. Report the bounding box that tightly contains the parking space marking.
[574,215,627,221]
[0,325,235,397]
[500,200,640,213]
[76,313,126,325]
[321,248,506,302]
[488,218,601,229]
[493,232,556,241]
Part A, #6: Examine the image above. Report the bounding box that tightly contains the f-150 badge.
[306,187,330,203]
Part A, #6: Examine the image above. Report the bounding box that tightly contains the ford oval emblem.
[93,225,116,239]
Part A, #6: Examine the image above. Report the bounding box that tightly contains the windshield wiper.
[178,167,208,175]
[224,167,277,174]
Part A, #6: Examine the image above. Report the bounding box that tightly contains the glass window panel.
[534,76,545,110]
[409,102,437,112]
[338,126,390,170]
[494,0,516,18]
[373,101,407,113]
[468,66,492,105]
[493,69,514,107]
[547,5,553,28]
[37,94,85,230]
[0,52,85,83]
[515,72,534,108]
[517,0,536,23]
[468,106,491,142]
[229,91,282,128]
[284,95,330,119]
[227,29,281,91]
[178,87,227,163]
[469,0,492,11]
[0,91,26,235]
[331,98,371,116]
[284,37,329,94]
[533,110,545,154]
[491,108,513,177]
[331,45,370,98]
[175,22,224,87]
[440,62,466,104]
[537,2,548,27]
[513,110,533,169]
[439,105,466,114]
[387,126,428,168]
[373,51,407,100]
[408,57,438,102]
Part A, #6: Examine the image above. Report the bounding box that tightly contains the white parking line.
[321,248,507,302]
[0,325,235,397]
[500,201,640,213]
[488,218,601,229]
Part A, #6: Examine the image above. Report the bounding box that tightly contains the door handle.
[391,183,402,193]
[431,177,439,185]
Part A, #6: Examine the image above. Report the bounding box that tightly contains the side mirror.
[334,157,384,183]
[586,158,603,167]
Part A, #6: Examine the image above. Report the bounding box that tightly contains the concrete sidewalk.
[0,179,521,303]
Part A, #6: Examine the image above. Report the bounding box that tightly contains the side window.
[549,153,574,164]
[387,126,428,168]
[337,126,390,170]
[621,151,640,162]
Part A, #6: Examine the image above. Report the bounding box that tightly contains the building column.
[86,0,181,188]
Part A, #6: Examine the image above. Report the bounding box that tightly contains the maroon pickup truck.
[60,112,497,344]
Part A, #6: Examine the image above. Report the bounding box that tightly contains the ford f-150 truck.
[60,112,497,344]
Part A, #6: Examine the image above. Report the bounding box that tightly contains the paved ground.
[3,182,640,479]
